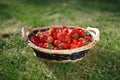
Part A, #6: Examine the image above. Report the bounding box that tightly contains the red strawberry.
[63,28,68,33]
[43,43,54,49]
[55,28,59,33]
[43,31,49,36]
[35,33,40,39]
[85,36,91,42]
[46,36,54,43]
[62,31,67,36]
[69,28,79,40]
[49,27,58,39]
[78,40,84,47]
[70,44,78,49]
[53,40,61,47]
[51,32,57,39]
[64,35,71,44]
[38,43,44,47]
[78,29,84,37]
[57,33,66,42]
[49,27,56,34]
[47,44,54,49]
[69,29,75,37]
[54,47,60,50]
[61,26,68,33]
[43,42,49,48]
[58,28,62,33]
[72,39,78,45]
[72,33,79,40]
[40,35,48,43]
[32,37,40,46]
[61,42,69,49]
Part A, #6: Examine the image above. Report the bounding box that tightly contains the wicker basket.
[22,26,100,62]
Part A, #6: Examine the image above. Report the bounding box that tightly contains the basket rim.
[26,26,98,55]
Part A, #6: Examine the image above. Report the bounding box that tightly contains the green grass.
[0,0,120,80]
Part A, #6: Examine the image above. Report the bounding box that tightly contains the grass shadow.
[43,60,81,80]
[19,0,120,13]
[19,0,65,6]
[41,53,96,80]
[76,0,120,12]
[0,3,11,21]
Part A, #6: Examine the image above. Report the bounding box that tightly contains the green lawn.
[0,0,120,80]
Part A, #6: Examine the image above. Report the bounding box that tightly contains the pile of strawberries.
[31,26,91,50]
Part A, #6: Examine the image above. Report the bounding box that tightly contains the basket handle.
[22,27,32,41]
[87,27,100,42]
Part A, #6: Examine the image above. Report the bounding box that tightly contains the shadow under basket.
[22,26,100,62]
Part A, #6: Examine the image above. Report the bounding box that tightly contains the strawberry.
[46,36,54,43]
[72,33,79,40]
[69,29,75,37]
[40,35,48,43]
[63,28,68,33]
[43,43,54,49]
[38,43,44,47]
[53,40,61,47]
[49,27,56,34]
[72,39,78,45]
[70,44,78,49]
[61,26,68,33]
[47,44,54,49]
[85,36,91,42]
[52,32,57,39]
[43,31,49,36]
[69,28,80,40]
[61,42,69,49]
[54,47,60,50]
[43,42,49,48]
[78,29,84,37]
[35,33,40,39]
[78,40,84,47]
[57,33,66,42]
[32,37,40,46]
[49,27,58,39]
[58,28,62,33]
[65,34,71,44]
